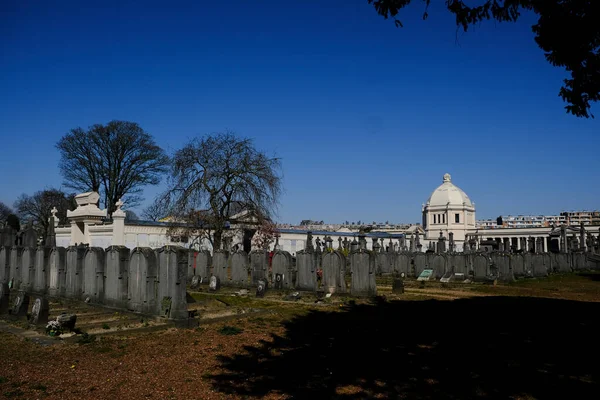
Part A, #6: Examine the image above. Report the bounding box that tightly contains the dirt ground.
[1,273,599,399]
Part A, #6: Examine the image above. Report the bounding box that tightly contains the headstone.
[194,250,212,282]
[9,247,23,290]
[321,251,347,294]
[190,275,201,290]
[392,277,404,294]
[212,250,229,284]
[105,246,129,308]
[48,247,66,297]
[431,255,446,279]
[128,247,158,314]
[250,250,268,285]
[29,297,49,325]
[33,247,51,294]
[473,255,491,281]
[11,291,30,317]
[230,251,249,287]
[417,269,434,281]
[156,246,188,319]
[256,279,267,297]
[209,275,220,291]
[83,247,105,303]
[376,252,393,275]
[531,254,548,277]
[0,246,10,284]
[394,253,410,277]
[56,313,77,331]
[296,250,318,291]
[271,251,295,289]
[65,246,85,299]
[554,253,571,272]
[413,253,427,277]
[511,254,525,277]
[273,273,284,290]
[492,253,513,282]
[0,282,9,314]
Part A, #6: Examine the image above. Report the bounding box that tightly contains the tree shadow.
[211,296,600,399]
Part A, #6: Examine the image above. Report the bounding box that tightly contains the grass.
[102,323,110,330]
[218,325,243,336]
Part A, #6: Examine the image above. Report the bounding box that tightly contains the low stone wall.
[0,245,190,320]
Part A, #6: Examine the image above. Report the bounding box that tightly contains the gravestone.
[273,273,284,289]
[194,250,212,282]
[20,247,36,291]
[392,277,404,294]
[0,246,10,284]
[190,275,201,290]
[0,282,9,314]
[473,255,491,281]
[230,251,249,287]
[271,251,295,289]
[376,252,393,275]
[572,253,586,271]
[511,254,525,277]
[128,247,158,314]
[531,254,547,277]
[554,253,571,273]
[104,246,129,308]
[296,250,318,291]
[350,250,376,297]
[256,279,267,297]
[29,297,49,325]
[156,246,188,319]
[82,247,105,303]
[542,253,553,272]
[64,246,85,299]
[186,250,195,282]
[56,313,77,331]
[250,250,268,285]
[212,250,229,285]
[209,275,221,291]
[523,253,534,277]
[33,247,51,294]
[431,255,446,279]
[394,253,410,277]
[321,251,347,294]
[413,253,427,277]
[417,269,434,281]
[11,291,30,317]
[48,247,66,297]
[9,247,23,290]
[450,254,469,275]
[492,253,513,282]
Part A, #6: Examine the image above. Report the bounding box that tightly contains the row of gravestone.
[190,250,594,294]
[0,245,190,320]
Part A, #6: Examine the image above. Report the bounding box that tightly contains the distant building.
[560,211,600,226]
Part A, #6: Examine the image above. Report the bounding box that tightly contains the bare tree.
[0,201,12,223]
[125,210,139,222]
[13,189,75,238]
[251,220,279,250]
[160,132,283,251]
[56,120,170,215]
[141,198,167,221]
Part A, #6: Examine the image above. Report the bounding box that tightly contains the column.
[516,237,521,251]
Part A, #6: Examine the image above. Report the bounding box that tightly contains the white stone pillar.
[112,199,126,246]
[516,237,521,250]
[543,237,548,252]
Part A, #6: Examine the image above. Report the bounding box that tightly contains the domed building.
[422,173,476,251]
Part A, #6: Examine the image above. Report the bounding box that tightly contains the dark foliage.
[368,0,599,117]
[13,188,75,237]
[0,201,12,222]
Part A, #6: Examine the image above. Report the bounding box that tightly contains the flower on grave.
[46,320,63,337]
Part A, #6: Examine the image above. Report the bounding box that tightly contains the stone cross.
[337,237,343,250]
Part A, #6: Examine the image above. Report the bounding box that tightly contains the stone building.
[422,173,476,251]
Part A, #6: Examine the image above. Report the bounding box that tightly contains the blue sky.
[1,0,598,224]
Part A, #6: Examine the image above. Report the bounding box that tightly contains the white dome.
[426,173,473,208]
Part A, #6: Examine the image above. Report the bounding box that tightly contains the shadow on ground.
[211,296,599,399]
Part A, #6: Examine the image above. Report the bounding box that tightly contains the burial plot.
[195,250,211,282]
[156,246,188,319]
[29,297,49,325]
[376,252,393,275]
[554,253,571,273]
[492,253,513,282]
[417,269,434,281]
[128,247,158,314]
[48,247,66,297]
[322,251,347,294]
[394,253,410,277]
[431,255,447,279]
[9,247,23,290]
[0,282,9,314]
[296,250,317,291]
[20,247,35,291]
[413,253,427,277]
[531,254,548,277]
[350,250,376,297]
[473,255,491,281]
[11,291,30,317]
[83,247,105,303]
[33,247,51,294]
[271,251,295,289]
[212,250,229,285]
[250,250,268,285]
[0,246,9,284]
[65,246,85,299]
[104,246,129,308]
[511,254,525,277]
[231,251,249,287]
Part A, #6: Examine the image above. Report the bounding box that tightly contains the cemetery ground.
[1,274,599,399]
